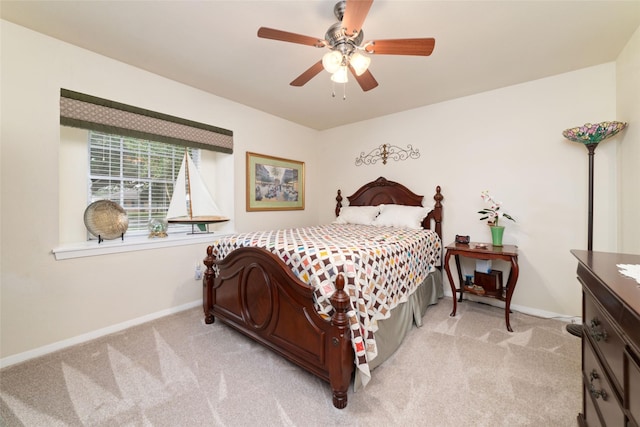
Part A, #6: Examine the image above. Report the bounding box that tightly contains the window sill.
[52,231,236,260]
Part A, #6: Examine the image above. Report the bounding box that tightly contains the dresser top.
[571,250,640,318]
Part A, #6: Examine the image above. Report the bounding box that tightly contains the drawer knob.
[588,369,608,401]
[589,318,608,342]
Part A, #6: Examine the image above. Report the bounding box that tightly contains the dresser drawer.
[627,347,640,427]
[583,381,603,427]
[583,340,625,426]
[585,292,625,392]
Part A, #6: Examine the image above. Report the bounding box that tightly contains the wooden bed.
[202,177,443,408]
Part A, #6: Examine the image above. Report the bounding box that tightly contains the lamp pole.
[586,143,597,251]
[565,143,599,337]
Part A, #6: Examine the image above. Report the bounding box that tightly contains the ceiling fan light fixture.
[257,0,435,93]
[322,50,343,73]
[350,51,371,76]
[331,66,349,83]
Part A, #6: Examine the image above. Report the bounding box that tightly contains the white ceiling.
[2,1,639,130]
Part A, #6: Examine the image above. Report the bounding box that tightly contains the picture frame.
[246,152,305,211]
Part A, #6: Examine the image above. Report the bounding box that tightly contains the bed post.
[328,273,353,409]
[433,185,443,238]
[335,189,343,217]
[203,246,216,325]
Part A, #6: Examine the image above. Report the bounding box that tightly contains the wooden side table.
[444,242,519,331]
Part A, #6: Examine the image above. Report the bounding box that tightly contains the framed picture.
[246,152,305,211]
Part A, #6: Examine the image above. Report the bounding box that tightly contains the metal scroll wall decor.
[355,143,420,166]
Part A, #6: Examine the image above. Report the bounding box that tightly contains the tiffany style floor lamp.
[562,121,627,337]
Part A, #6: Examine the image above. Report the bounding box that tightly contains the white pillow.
[372,204,431,229]
[334,206,381,225]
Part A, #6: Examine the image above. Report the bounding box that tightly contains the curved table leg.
[454,254,464,302]
[504,256,520,332]
[444,251,458,317]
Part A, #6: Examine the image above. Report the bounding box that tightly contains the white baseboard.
[442,289,581,324]
[0,300,201,369]
[2,291,582,369]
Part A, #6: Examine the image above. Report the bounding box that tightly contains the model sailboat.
[166,152,229,226]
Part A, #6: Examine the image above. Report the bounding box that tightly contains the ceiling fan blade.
[290,61,324,87]
[257,27,325,48]
[342,0,373,37]
[349,65,378,92]
[365,38,436,56]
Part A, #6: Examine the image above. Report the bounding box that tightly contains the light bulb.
[350,52,371,76]
[322,51,342,74]
[331,66,349,83]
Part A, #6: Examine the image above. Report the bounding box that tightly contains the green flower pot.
[490,225,505,247]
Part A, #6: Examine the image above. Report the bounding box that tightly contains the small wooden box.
[474,270,503,296]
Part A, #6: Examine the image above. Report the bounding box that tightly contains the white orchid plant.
[478,191,515,227]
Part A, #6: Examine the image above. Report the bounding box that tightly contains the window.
[56,89,234,252]
[88,131,200,235]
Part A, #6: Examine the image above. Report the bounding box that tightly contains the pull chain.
[330,82,347,100]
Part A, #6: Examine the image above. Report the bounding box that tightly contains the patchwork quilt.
[210,223,442,386]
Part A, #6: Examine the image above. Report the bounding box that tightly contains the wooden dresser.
[572,250,640,427]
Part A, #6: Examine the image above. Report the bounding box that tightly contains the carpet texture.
[0,298,581,426]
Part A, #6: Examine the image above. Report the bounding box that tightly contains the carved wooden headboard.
[335,176,443,239]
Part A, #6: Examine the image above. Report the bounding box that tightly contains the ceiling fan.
[257,0,435,94]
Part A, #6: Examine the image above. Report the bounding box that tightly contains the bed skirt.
[353,269,444,391]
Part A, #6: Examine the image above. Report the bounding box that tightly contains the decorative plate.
[562,121,627,145]
[83,200,129,240]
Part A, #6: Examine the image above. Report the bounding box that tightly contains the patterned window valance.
[60,89,233,154]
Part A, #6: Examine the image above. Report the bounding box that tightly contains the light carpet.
[0,298,581,426]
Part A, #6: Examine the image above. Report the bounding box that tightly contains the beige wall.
[317,63,620,319]
[617,25,640,255]
[2,18,638,365]
[0,21,320,362]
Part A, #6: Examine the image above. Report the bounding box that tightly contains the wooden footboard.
[203,245,354,409]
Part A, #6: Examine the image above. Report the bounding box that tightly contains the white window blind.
[88,131,200,234]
